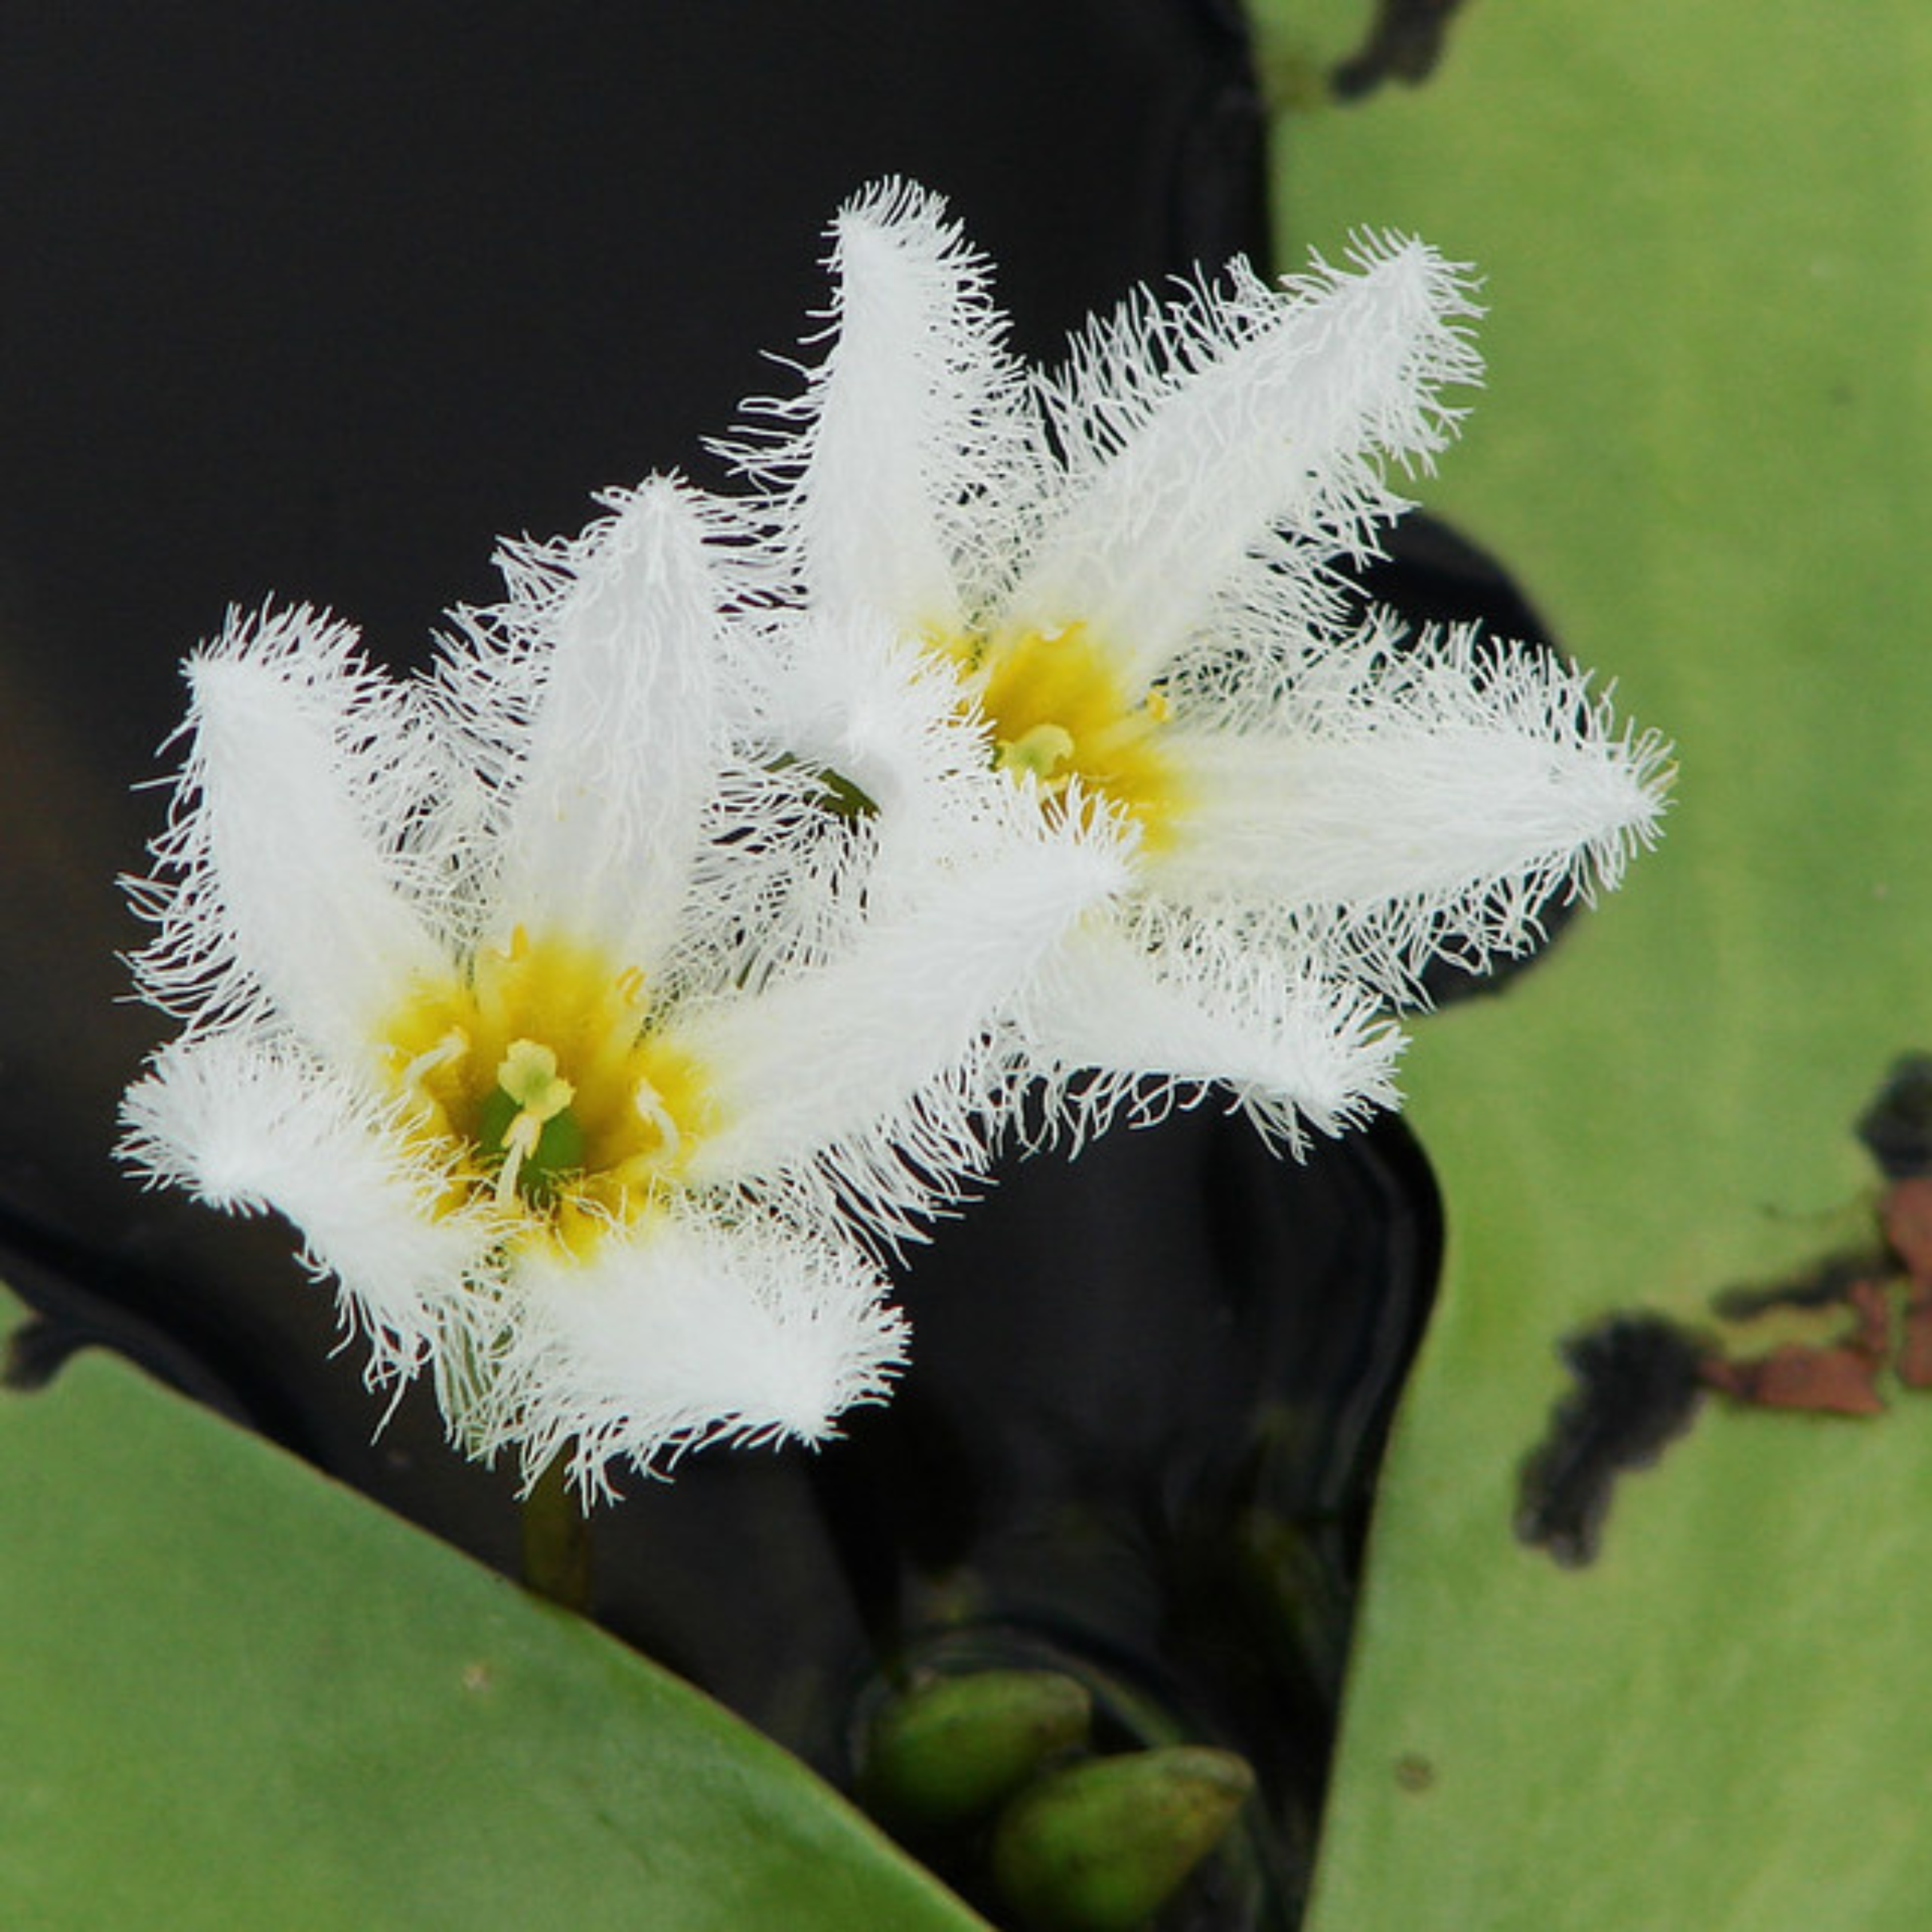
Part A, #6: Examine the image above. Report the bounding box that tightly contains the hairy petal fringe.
[717,178,1038,629]
[119,1034,500,1381]
[128,606,448,1067]
[476,1207,908,1500]
[496,480,733,971]
[1013,235,1484,686]
[1013,912,1404,1154]
[1151,622,1673,994]
[679,800,1133,1238]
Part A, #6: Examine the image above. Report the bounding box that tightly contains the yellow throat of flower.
[937,621,1186,847]
[381,929,710,1254]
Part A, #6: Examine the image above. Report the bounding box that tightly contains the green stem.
[520,1449,593,1613]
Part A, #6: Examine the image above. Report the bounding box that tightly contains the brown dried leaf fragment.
[1699,1278,1890,1417]
[1881,1176,1932,1286]
[1895,1287,1932,1390]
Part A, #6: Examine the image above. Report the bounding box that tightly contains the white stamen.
[633,1076,681,1164]
[399,1026,469,1091]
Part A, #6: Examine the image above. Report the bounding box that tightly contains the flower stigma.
[481,1040,580,1209]
[382,929,710,1254]
[937,621,1187,847]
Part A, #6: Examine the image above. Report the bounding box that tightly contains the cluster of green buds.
[858,1667,1255,1931]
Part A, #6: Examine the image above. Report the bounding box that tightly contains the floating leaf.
[0,1288,988,1932]
[1261,1,1932,1924]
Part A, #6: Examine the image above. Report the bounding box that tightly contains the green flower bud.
[989,1745,1255,1931]
[859,1668,1093,1835]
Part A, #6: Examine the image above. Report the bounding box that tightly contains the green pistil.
[477,1040,585,1207]
[995,721,1076,785]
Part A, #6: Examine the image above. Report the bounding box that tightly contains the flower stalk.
[519,1447,594,1613]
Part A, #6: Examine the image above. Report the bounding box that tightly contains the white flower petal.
[133,608,447,1065]
[486,479,732,973]
[679,802,1134,1228]
[722,179,1030,627]
[1014,915,1404,1151]
[1151,628,1672,985]
[1012,235,1483,685]
[480,1207,908,1498]
[750,610,1026,902]
[119,1034,497,1380]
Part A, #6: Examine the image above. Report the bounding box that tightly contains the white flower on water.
[724,182,1670,1145]
[120,477,1124,1495]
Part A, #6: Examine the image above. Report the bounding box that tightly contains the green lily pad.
[0,1289,988,1932]
[1256,3,1932,1926]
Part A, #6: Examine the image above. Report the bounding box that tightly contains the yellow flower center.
[937,621,1186,847]
[380,929,710,1254]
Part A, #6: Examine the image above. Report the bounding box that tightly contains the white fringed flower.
[723,181,1671,1145]
[120,477,1125,1495]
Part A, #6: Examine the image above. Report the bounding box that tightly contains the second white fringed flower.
[724,183,1671,1146]
[121,477,1125,1495]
